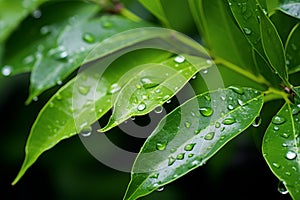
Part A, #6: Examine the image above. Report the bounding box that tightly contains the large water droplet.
[184,143,196,151]
[199,107,213,117]
[1,65,12,76]
[278,181,289,195]
[82,32,95,44]
[154,106,163,114]
[286,150,297,160]
[204,132,215,140]
[176,153,185,160]
[252,116,262,128]
[174,55,185,63]
[272,115,286,125]
[140,77,159,89]
[156,142,167,151]
[80,126,92,137]
[222,117,236,125]
[156,186,164,192]
[229,86,244,95]
[137,103,146,111]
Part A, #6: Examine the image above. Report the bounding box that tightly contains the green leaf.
[279,1,300,19]
[26,15,151,103]
[190,0,258,75]
[124,87,264,200]
[12,48,171,185]
[286,22,300,74]
[262,103,300,199]
[100,55,212,132]
[2,1,100,77]
[0,0,45,43]
[139,0,170,26]
[258,4,289,85]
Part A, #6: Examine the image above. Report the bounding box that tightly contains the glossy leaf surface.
[286,23,300,74]
[124,87,264,200]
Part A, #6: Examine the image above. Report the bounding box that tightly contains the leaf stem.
[120,8,142,22]
[263,87,291,104]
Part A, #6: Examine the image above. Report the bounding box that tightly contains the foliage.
[1,0,300,199]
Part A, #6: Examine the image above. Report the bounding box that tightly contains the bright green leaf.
[124,87,264,200]
[139,0,169,26]
[286,22,300,74]
[262,103,300,200]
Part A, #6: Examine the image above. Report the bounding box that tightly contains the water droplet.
[40,25,51,35]
[252,116,262,127]
[137,103,146,111]
[201,69,208,74]
[168,156,176,166]
[199,107,213,117]
[176,153,185,160]
[78,86,90,95]
[32,9,42,19]
[204,94,211,101]
[101,20,113,28]
[215,122,221,128]
[150,173,159,179]
[286,150,297,160]
[154,106,163,114]
[156,142,167,151]
[204,132,215,140]
[280,132,290,139]
[185,122,191,128]
[273,126,279,131]
[140,77,159,89]
[228,86,244,95]
[49,46,68,60]
[272,162,281,168]
[188,153,194,158]
[82,32,95,44]
[206,59,212,64]
[80,126,92,137]
[189,160,200,168]
[243,27,252,35]
[174,55,185,63]
[222,117,236,125]
[166,99,171,104]
[109,83,121,94]
[156,186,164,192]
[227,104,234,110]
[194,129,200,135]
[2,65,12,76]
[237,99,246,106]
[278,181,288,195]
[23,55,34,64]
[192,75,197,80]
[184,143,195,151]
[272,115,286,125]
[33,96,39,102]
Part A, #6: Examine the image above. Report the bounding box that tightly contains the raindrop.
[201,69,208,74]
[174,55,185,63]
[204,94,211,101]
[33,96,39,102]
[237,99,246,106]
[78,86,90,95]
[192,75,197,80]
[176,153,185,160]
[140,77,159,89]
[252,116,262,127]
[23,55,34,64]
[184,143,196,151]
[1,65,12,76]
[280,132,290,139]
[204,132,215,140]
[82,32,95,44]
[168,156,176,166]
[166,99,171,104]
[80,126,92,137]
[286,150,297,160]
[273,126,279,131]
[49,46,68,60]
[206,59,212,64]
[101,20,113,28]
[189,160,200,168]
[199,107,213,117]
[156,142,167,151]
[227,104,234,110]
[272,162,281,168]
[156,187,164,192]
[154,106,163,114]
[222,117,236,125]
[188,153,194,158]
[109,83,121,94]
[272,115,286,125]
[278,181,289,195]
[215,122,221,128]
[150,173,159,179]
[194,129,200,135]
[137,103,146,111]
[185,122,191,128]
[243,27,252,35]
[228,86,244,95]
[57,80,63,85]
[32,9,42,19]
[40,25,51,35]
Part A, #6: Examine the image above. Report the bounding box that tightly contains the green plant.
[2,0,300,199]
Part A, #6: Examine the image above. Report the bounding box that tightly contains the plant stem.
[264,87,291,104]
[120,8,142,22]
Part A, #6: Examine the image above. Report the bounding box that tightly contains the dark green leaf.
[0,0,45,43]
[262,103,300,199]
[138,0,169,26]
[267,0,300,19]
[285,22,300,74]
[124,87,264,200]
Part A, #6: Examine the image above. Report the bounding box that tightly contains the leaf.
[258,4,289,85]
[100,55,212,132]
[2,1,100,77]
[190,0,258,75]
[262,103,300,199]
[139,0,170,26]
[27,15,151,103]
[12,48,172,185]
[0,0,45,43]
[124,87,264,200]
[285,22,300,74]
[279,1,300,19]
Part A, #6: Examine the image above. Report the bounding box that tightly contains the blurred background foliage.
[0,0,294,199]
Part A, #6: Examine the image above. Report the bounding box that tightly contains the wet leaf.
[262,103,300,200]
[285,22,300,74]
[124,87,264,200]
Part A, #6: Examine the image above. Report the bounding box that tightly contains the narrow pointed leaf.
[124,87,264,200]
[262,103,300,200]
[285,23,300,74]
[101,56,212,132]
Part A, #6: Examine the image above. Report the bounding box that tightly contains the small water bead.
[201,69,208,74]
[227,104,234,110]
[184,143,196,151]
[185,122,191,128]
[156,187,164,192]
[166,99,172,104]
[176,153,185,160]
[206,59,212,65]
[252,116,262,128]
[215,122,221,128]
[174,55,185,63]
[278,181,289,195]
[194,129,200,135]
[82,32,95,44]
[150,173,159,179]
[204,132,215,140]
[272,115,286,125]
[237,99,246,106]
[109,83,121,94]
[280,132,290,139]
[243,27,252,35]
[50,46,68,60]
[2,65,12,76]
[140,77,159,89]
[101,20,113,28]
[222,117,236,125]
[156,142,167,151]
[286,150,297,160]
[188,153,194,158]
[272,162,281,169]
[228,86,244,95]
[80,126,92,137]
[168,156,176,166]
[273,126,279,131]
[192,75,197,80]
[137,103,146,111]
[154,106,163,114]
[32,9,42,19]
[204,94,211,101]
[78,86,90,95]
[33,96,39,102]
[199,107,213,117]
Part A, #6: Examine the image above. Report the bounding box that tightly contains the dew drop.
[78,86,90,95]
[252,116,262,128]
[185,122,191,128]
[109,83,121,94]
[174,55,185,63]
[227,104,234,110]
[188,153,194,158]
[215,122,221,128]
[280,132,290,139]
[222,117,236,125]
[101,20,113,28]
[140,77,159,89]
[49,46,68,60]
[137,103,146,111]
[204,94,211,101]
[184,143,196,151]
[278,181,289,195]
[243,27,252,35]
[192,75,197,80]
[272,115,286,125]
[82,32,95,44]
[150,173,159,179]
[201,69,208,74]
[228,86,244,95]
[273,126,279,131]
[32,9,42,19]
[156,142,167,151]
[168,156,176,166]
[176,153,185,160]
[272,162,281,168]
[194,129,201,135]
[204,132,215,140]
[156,187,164,192]
[154,106,163,114]
[2,65,12,76]
[33,96,39,102]
[80,126,92,137]
[199,107,213,117]
[286,150,297,160]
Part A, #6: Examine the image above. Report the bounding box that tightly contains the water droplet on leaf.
[222,117,236,125]
[252,116,262,127]
[156,187,164,192]
[156,142,167,151]
[228,86,244,95]
[199,107,213,117]
[204,132,215,140]
[168,156,176,166]
[174,55,185,63]
[176,153,185,160]
[137,103,146,111]
[2,65,12,76]
[272,115,286,125]
[278,181,288,195]
[154,106,163,114]
[286,150,297,160]
[80,126,92,137]
[243,27,252,35]
[184,143,195,151]
[82,32,95,44]
[185,122,191,128]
